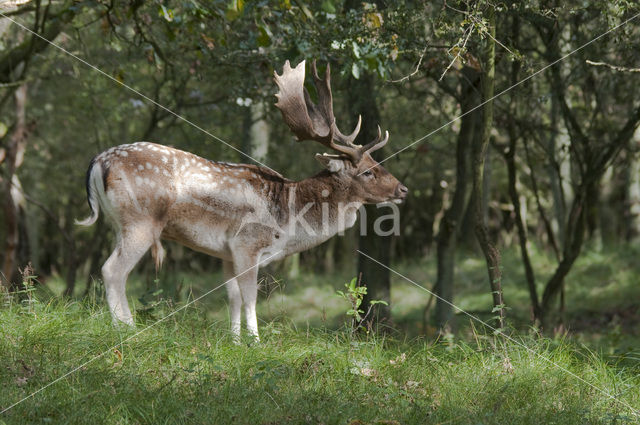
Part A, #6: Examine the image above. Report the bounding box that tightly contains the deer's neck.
[274,171,361,254]
[297,169,357,201]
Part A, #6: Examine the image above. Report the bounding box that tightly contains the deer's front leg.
[223,260,242,341]
[231,255,260,342]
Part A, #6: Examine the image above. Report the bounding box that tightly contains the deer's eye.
[362,170,374,178]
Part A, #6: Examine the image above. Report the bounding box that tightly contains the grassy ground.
[1,297,639,425]
[1,244,639,424]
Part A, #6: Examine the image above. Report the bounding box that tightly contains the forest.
[1,1,639,424]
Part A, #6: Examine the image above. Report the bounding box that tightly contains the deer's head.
[274,60,408,205]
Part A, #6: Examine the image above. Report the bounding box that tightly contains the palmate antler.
[274,60,389,163]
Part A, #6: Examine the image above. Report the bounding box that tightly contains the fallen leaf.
[360,368,377,377]
[389,353,406,365]
[502,356,514,374]
[404,380,420,389]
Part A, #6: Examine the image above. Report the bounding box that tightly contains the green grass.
[3,244,640,424]
[1,296,639,425]
[42,242,640,340]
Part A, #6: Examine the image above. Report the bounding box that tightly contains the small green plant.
[336,274,388,333]
[18,263,38,314]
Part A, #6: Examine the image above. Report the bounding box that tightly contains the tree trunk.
[434,68,479,330]
[540,190,586,320]
[523,137,561,260]
[1,84,27,290]
[548,97,568,249]
[83,228,108,297]
[249,101,269,163]
[472,6,505,329]
[340,0,392,328]
[423,168,446,254]
[358,216,392,327]
[347,71,392,327]
[63,205,78,297]
[502,13,540,322]
[481,146,492,226]
[504,146,540,320]
[625,131,640,241]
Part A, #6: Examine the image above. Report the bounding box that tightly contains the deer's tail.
[76,157,103,226]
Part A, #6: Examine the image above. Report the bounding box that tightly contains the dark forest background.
[1,0,640,334]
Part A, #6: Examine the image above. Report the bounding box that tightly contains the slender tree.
[434,67,480,330]
[471,5,505,328]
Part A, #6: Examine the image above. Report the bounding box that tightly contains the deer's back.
[95,142,287,258]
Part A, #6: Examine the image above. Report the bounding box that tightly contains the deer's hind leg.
[102,223,157,325]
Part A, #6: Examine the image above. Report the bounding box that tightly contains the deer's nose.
[396,184,408,198]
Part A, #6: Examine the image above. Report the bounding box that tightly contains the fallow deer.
[77,60,407,340]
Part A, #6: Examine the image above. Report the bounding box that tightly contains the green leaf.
[257,25,271,47]
[491,304,506,313]
[348,279,356,291]
[0,122,7,138]
[321,0,336,13]
[377,60,388,79]
[226,0,245,20]
[160,5,174,22]
[352,41,361,59]
[351,62,360,79]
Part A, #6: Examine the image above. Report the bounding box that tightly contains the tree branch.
[586,60,640,73]
[0,2,76,83]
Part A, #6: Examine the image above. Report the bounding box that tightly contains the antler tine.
[359,125,389,155]
[309,60,362,148]
[333,115,362,146]
[309,60,335,133]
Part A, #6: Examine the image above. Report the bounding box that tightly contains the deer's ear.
[315,154,346,173]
